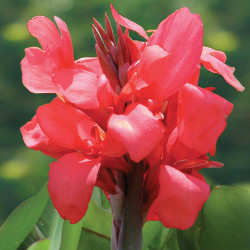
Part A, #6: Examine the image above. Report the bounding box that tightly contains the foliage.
[0,0,249,248]
[0,184,250,249]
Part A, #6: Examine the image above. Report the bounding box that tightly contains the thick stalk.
[117,161,144,250]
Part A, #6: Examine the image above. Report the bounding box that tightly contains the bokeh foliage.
[0,0,249,225]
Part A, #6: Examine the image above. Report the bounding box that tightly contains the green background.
[0,0,249,225]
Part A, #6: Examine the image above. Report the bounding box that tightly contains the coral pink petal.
[101,131,127,157]
[146,199,160,222]
[54,16,74,66]
[95,168,116,194]
[28,16,61,50]
[21,115,50,150]
[37,98,96,150]
[148,7,203,100]
[202,46,227,63]
[83,108,111,130]
[164,127,202,165]
[156,165,210,230]
[136,45,169,86]
[101,156,132,173]
[21,47,59,93]
[177,83,233,154]
[201,54,245,91]
[20,115,73,159]
[108,103,165,162]
[97,74,116,108]
[187,65,200,85]
[111,4,149,40]
[48,152,101,223]
[53,68,99,109]
[75,57,103,76]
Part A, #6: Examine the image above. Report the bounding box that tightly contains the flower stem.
[117,161,144,250]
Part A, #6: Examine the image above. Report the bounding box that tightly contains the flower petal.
[201,53,245,91]
[146,200,160,222]
[95,167,116,194]
[136,45,169,86]
[75,57,103,76]
[147,7,203,100]
[164,127,202,165]
[177,83,233,154]
[48,152,101,223]
[97,74,117,109]
[156,165,210,229]
[101,131,127,157]
[20,115,72,159]
[53,68,99,109]
[101,156,131,173]
[108,103,165,162]
[37,98,96,150]
[28,16,61,50]
[202,46,227,63]
[110,4,149,40]
[54,16,74,66]
[21,47,59,93]
[83,107,111,130]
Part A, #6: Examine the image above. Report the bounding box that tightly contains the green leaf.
[91,187,111,210]
[59,188,113,250]
[81,200,112,238]
[77,226,111,250]
[161,185,250,250]
[19,198,64,250]
[164,214,202,250]
[200,185,250,250]
[27,239,51,250]
[161,228,180,250]
[82,188,113,238]
[142,221,169,250]
[0,182,49,250]
[76,189,113,250]
[16,186,113,250]
[60,219,84,250]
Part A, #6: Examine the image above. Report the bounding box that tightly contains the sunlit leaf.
[0,182,49,250]
[200,185,250,250]
[60,220,84,250]
[82,200,113,238]
[160,185,250,250]
[27,239,51,250]
[19,198,64,250]
[77,226,111,250]
[71,188,113,249]
[142,221,169,250]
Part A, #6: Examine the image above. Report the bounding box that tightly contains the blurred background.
[0,0,249,224]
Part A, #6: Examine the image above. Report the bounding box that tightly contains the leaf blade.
[0,182,49,250]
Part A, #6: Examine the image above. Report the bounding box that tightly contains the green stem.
[117,161,144,250]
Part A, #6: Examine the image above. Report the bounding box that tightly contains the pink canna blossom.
[21,16,106,109]
[20,4,244,233]
[21,98,130,223]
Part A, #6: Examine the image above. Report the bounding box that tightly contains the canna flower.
[100,7,204,164]
[21,16,106,110]
[109,5,242,229]
[21,97,130,223]
[144,83,233,229]
[20,4,244,232]
[111,6,203,102]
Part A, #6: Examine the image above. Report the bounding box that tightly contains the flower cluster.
[21,5,244,230]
